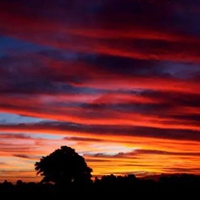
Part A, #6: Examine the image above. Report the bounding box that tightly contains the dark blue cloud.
[0,37,48,57]
[2,121,199,141]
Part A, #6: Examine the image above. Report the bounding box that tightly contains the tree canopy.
[35,146,93,186]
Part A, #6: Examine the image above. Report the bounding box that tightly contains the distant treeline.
[0,173,199,197]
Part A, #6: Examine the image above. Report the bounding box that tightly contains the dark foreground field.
[0,174,199,198]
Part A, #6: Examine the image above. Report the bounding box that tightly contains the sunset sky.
[0,0,200,183]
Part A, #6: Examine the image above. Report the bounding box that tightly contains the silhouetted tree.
[35,146,93,186]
